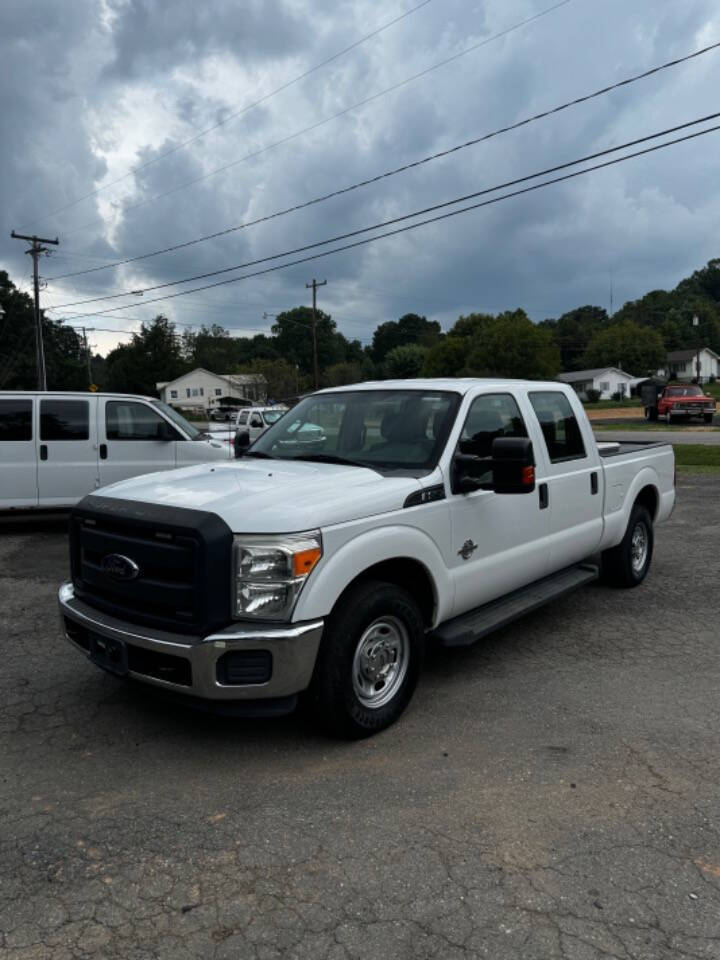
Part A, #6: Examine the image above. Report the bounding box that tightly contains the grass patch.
[583,398,642,410]
[674,445,720,475]
[593,422,719,432]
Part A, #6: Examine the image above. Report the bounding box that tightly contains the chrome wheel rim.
[631,522,648,573]
[352,616,409,709]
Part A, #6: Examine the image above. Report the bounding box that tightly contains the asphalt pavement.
[1,477,720,959]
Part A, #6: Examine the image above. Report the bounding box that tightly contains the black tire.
[645,407,658,422]
[704,414,713,424]
[601,504,653,588]
[309,579,425,739]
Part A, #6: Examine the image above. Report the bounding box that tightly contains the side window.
[238,411,249,425]
[0,399,32,441]
[214,388,222,396]
[529,391,586,462]
[170,390,178,399]
[458,394,528,484]
[40,400,89,441]
[106,401,169,440]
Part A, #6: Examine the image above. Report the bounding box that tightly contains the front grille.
[70,495,233,635]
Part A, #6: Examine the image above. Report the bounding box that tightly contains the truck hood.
[88,459,427,532]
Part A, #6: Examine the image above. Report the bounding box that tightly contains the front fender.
[293,524,453,626]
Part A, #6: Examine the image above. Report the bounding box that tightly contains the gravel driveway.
[1,476,719,960]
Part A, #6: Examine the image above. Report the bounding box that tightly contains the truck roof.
[316,378,562,395]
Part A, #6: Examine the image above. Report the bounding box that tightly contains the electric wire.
[49,119,720,325]
[48,37,720,283]
[48,113,720,311]
[56,0,572,240]
[19,0,439,230]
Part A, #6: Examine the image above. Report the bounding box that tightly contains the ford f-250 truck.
[59,379,675,738]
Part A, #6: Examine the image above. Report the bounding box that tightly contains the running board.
[435,563,599,648]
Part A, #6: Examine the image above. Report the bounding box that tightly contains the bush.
[611,390,624,401]
[585,388,602,403]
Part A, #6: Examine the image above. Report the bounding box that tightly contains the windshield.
[152,401,201,439]
[248,389,460,474]
[262,410,285,425]
[666,386,703,397]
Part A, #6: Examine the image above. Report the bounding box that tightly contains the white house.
[557,367,635,400]
[659,348,719,383]
[156,368,267,411]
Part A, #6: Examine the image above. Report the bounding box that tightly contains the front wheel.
[704,414,714,424]
[309,580,425,738]
[601,504,654,588]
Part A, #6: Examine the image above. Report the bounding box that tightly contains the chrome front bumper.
[58,582,323,701]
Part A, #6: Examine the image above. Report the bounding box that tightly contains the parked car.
[233,405,287,456]
[642,382,716,423]
[0,391,230,511]
[209,404,243,422]
[59,379,675,737]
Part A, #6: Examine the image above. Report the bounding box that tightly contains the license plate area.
[89,632,128,676]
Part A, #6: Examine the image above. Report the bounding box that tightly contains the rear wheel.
[601,503,653,588]
[704,413,714,424]
[309,580,425,738]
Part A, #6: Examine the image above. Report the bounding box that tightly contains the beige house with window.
[659,348,719,383]
[156,368,267,411]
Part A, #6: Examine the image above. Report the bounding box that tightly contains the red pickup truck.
[644,384,716,423]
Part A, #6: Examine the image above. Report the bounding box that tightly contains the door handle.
[590,471,598,495]
[40,444,48,461]
[538,482,549,510]
[99,443,108,460]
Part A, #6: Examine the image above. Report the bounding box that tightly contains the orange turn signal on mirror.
[522,466,535,486]
[293,547,322,577]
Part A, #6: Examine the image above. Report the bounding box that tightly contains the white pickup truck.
[59,379,675,737]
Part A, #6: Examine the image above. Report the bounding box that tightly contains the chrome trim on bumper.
[58,582,323,700]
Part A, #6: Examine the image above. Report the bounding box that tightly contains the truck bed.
[596,439,671,458]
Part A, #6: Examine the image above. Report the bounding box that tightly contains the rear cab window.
[529,391,586,463]
[0,399,33,441]
[457,393,529,485]
[40,400,89,440]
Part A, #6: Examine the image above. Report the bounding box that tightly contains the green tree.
[582,321,665,376]
[0,270,86,389]
[271,307,346,377]
[383,344,427,379]
[371,313,440,362]
[541,305,608,371]
[235,357,299,401]
[104,315,187,395]
[464,310,560,379]
[421,336,468,377]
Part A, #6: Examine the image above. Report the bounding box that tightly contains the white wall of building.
[663,349,719,382]
[157,369,265,409]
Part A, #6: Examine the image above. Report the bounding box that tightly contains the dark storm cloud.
[1,0,718,356]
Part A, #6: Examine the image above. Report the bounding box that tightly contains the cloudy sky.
[1,0,719,356]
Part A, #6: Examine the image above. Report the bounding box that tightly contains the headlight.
[232,532,322,620]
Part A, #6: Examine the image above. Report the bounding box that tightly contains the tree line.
[1,257,719,398]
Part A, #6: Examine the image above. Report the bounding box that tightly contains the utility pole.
[693,314,701,382]
[11,230,59,390]
[81,326,95,388]
[305,278,327,390]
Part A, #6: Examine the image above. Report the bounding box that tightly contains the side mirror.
[157,420,176,442]
[452,452,490,495]
[491,437,535,494]
[234,430,250,457]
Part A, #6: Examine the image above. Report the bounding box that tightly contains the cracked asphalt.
[1,474,719,960]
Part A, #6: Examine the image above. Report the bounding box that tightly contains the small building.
[659,348,719,383]
[557,367,635,400]
[156,368,267,412]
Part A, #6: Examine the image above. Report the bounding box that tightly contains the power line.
[57,0,572,240]
[47,37,720,284]
[19,0,439,230]
[48,119,720,325]
[49,113,720,311]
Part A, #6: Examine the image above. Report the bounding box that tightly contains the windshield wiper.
[242,450,275,459]
[291,453,369,468]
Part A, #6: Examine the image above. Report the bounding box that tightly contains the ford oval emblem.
[102,553,140,581]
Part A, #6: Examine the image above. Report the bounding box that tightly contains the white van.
[0,391,229,511]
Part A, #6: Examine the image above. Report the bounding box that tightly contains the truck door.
[527,390,603,571]
[0,396,38,509]
[448,392,551,616]
[98,397,177,487]
[37,396,98,506]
